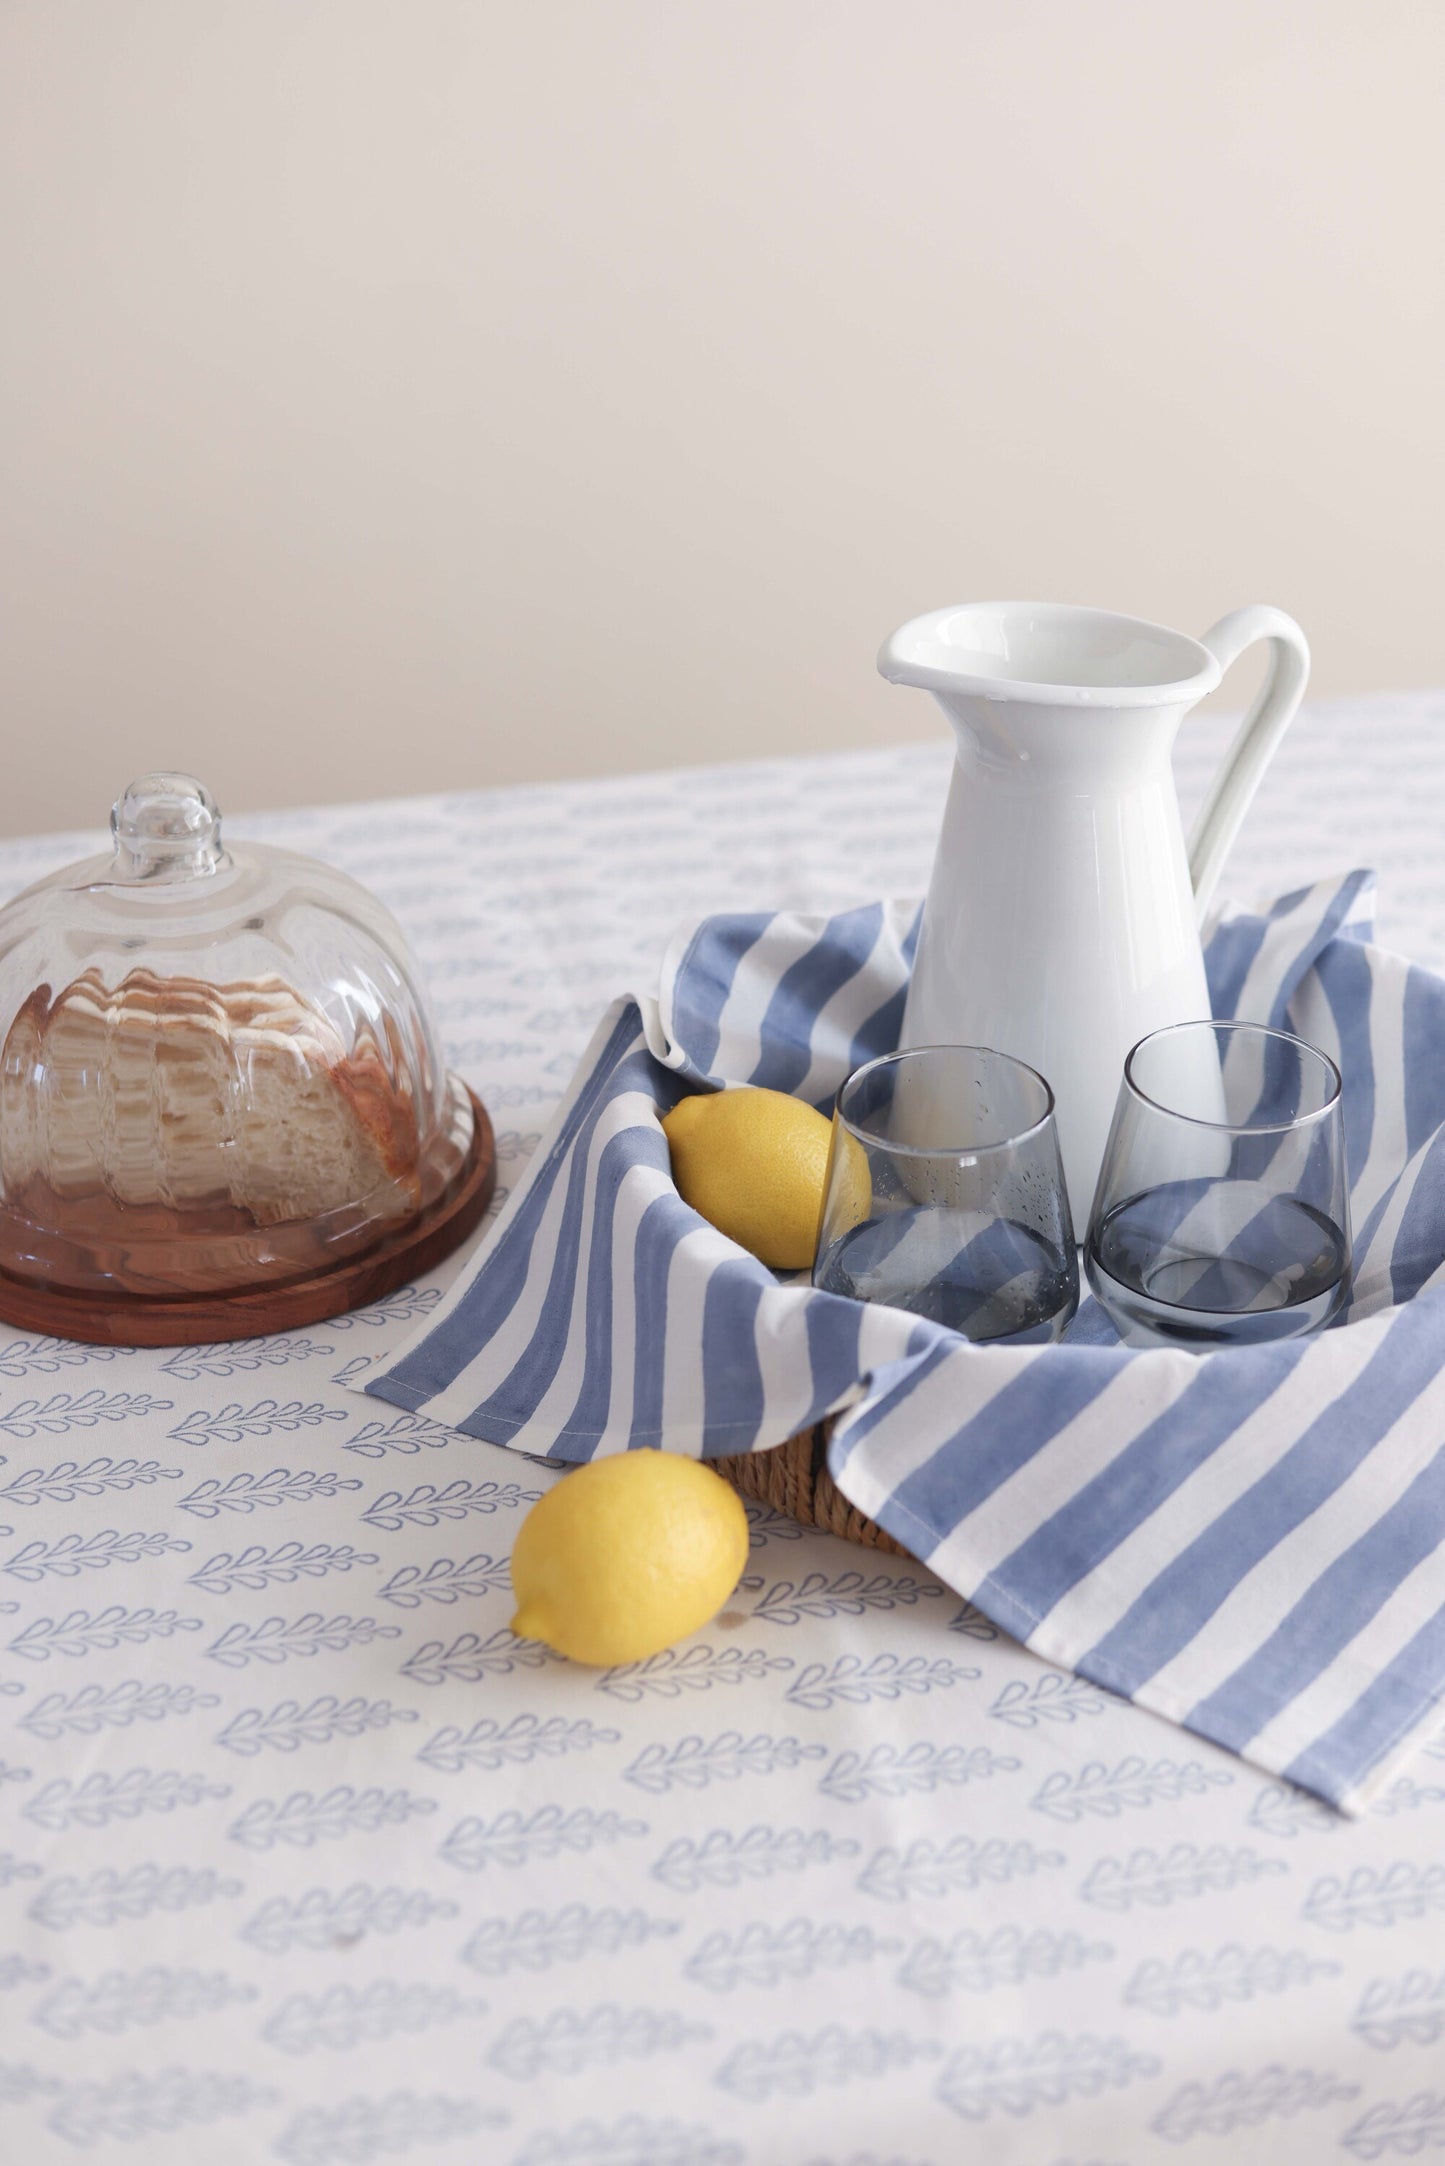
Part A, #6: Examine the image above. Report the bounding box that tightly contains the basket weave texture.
[714,1422,910,1556]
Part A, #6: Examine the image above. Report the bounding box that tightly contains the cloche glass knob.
[110,774,226,881]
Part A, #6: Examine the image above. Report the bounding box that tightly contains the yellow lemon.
[662,1085,839,1270]
[821,1118,875,1244]
[509,1451,749,1666]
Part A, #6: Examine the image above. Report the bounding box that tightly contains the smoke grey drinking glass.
[812,1045,1078,1345]
[1085,1019,1350,1349]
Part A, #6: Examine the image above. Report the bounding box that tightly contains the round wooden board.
[0,1086,496,1348]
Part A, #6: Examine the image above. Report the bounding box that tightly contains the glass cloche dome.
[0,774,490,1339]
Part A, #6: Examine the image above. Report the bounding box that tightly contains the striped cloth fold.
[356,869,1445,1813]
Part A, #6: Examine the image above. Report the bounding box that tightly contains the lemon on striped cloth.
[661,1084,844,1270]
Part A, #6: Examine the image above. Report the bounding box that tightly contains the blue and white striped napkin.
[356,870,1445,1813]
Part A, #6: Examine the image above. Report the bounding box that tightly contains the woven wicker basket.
[714,1421,909,1556]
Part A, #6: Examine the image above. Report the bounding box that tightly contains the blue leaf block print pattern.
[597,1646,793,1701]
[512,2123,742,2166]
[989,1673,1111,1729]
[327,1284,441,1333]
[175,1468,364,1517]
[216,1696,418,1756]
[0,1391,173,1439]
[1150,2065,1360,2141]
[488,2006,711,2079]
[206,1613,400,1668]
[685,1920,902,1992]
[0,1458,181,1506]
[1373,1772,1445,1814]
[168,1400,347,1447]
[418,1715,619,1773]
[10,1607,202,1661]
[20,1680,219,1737]
[0,2063,61,2109]
[2,1528,191,1581]
[0,1335,122,1377]
[28,1864,244,1931]
[1246,1780,1342,1839]
[1123,1944,1338,2015]
[187,1542,378,1595]
[22,1768,230,1832]
[1028,1757,1234,1821]
[652,1828,857,1894]
[228,1787,435,1852]
[46,2068,279,2147]
[936,2034,1161,2122]
[377,1552,511,1606]
[898,1926,1113,1998]
[32,1966,256,2038]
[1345,2094,1445,2159]
[715,2027,940,2102]
[360,1478,540,1529]
[745,1569,944,1624]
[342,1414,456,1460]
[784,1654,978,1711]
[240,1886,458,1956]
[460,1906,678,1979]
[858,1837,1063,1903]
[820,1742,1017,1802]
[272,2093,503,2165]
[399,1627,560,1686]
[159,1339,336,1382]
[1350,1967,1445,2049]
[261,1980,487,2054]
[1079,1846,1287,1912]
[7,753,1445,2162]
[1301,1863,1445,1932]
[623,1733,824,1794]
[440,1807,648,1873]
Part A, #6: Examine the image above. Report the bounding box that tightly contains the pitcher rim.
[878,601,1223,709]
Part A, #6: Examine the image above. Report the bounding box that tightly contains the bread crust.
[0,966,422,1229]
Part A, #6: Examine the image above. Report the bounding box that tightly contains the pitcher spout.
[878,603,1220,709]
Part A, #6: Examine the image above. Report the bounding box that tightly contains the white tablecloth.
[2,688,1444,2165]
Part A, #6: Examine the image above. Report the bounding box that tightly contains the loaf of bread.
[0,967,421,1227]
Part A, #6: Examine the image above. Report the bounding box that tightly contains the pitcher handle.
[1187,605,1310,918]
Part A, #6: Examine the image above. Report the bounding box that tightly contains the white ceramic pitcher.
[879,602,1310,1220]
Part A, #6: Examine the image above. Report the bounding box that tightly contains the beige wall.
[2,1,1443,842]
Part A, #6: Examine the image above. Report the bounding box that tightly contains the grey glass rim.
[1122,1018,1343,1135]
[836,1042,1058,1159]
